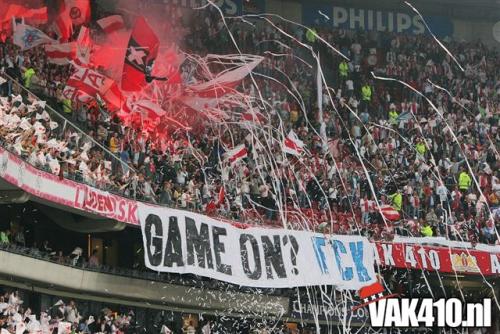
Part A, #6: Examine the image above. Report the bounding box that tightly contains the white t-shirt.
[202,324,211,334]
[176,171,187,185]
[346,79,354,91]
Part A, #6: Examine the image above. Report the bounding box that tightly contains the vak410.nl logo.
[353,282,492,328]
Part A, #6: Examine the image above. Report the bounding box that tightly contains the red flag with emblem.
[121,16,159,92]
[64,0,90,26]
[53,1,72,42]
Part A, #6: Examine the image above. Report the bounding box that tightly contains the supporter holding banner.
[139,203,376,289]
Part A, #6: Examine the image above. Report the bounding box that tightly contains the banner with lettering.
[139,203,376,289]
[0,147,139,225]
[376,243,500,276]
[302,5,453,37]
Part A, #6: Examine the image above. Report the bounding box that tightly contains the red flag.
[217,186,225,206]
[64,0,90,26]
[121,16,159,92]
[205,201,217,215]
[97,15,125,34]
[90,29,129,82]
[0,4,47,40]
[102,82,123,111]
[1,4,48,25]
[44,27,90,65]
[53,1,73,42]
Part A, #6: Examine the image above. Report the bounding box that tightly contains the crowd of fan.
[0,287,305,334]
[0,289,142,334]
[0,3,499,245]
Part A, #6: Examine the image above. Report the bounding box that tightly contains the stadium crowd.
[0,286,300,333]
[0,2,499,245]
[0,288,143,333]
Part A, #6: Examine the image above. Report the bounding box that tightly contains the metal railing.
[0,242,286,296]
[0,73,147,199]
[3,72,136,172]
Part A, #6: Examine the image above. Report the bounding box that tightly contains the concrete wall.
[266,0,302,22]
[453,19,500,48]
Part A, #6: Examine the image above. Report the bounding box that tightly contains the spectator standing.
[88,249,99,267]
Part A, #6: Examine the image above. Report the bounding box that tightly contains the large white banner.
[139,203,376,289]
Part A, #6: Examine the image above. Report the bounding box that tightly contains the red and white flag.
[45,42,76,65]
[241,110,266,124]
[62,85,93,103]
[75,26,91,64]
[224,144,248,165]
[64,64,123,110]
[186,56,262,98]
[57,321,72,334]
[97,15,125,34]
[379,205,401,221]
[283,130,304,156]
[15,322,26,334]
[133,100,166,119]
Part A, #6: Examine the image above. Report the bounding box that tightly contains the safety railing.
[0,72,150,200]
[0,242,286,296]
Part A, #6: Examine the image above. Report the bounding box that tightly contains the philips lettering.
[302,5,453,37]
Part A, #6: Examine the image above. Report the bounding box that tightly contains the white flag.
[57,321,71,334]
[13,23,54,50]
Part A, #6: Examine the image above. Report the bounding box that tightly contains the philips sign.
[303,5,454,37]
